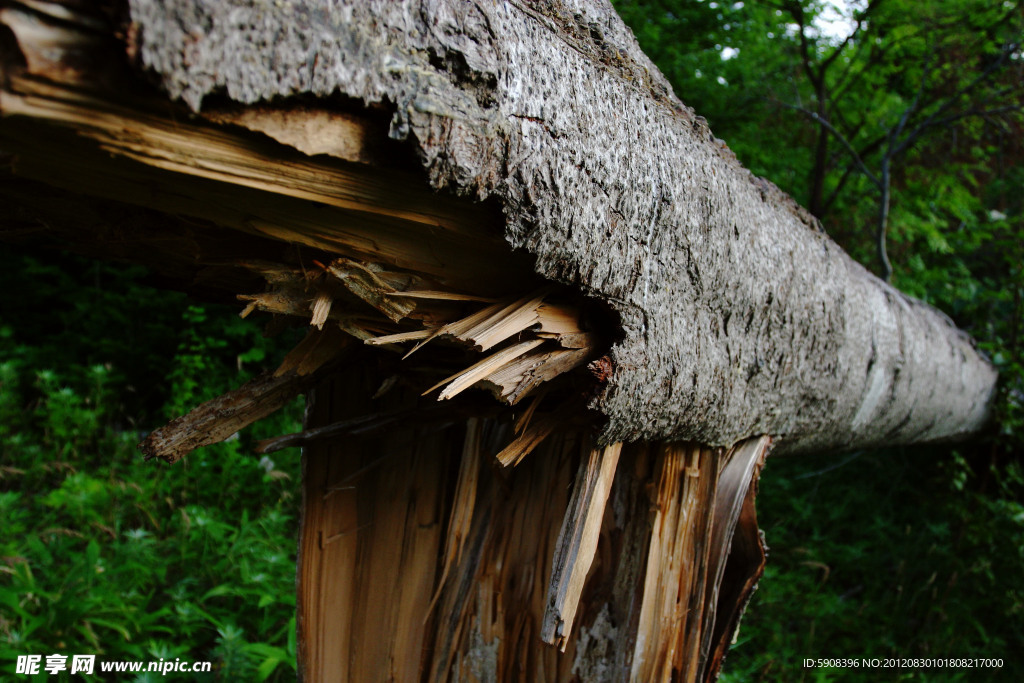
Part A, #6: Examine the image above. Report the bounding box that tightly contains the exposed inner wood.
[297,390,770,682]
[631,443,720,682]
[629,436,772,683]
[542,441,623,651]
[703,436,771,681]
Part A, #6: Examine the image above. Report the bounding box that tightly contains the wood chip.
[480,347,591,404]
[494,402,573,467]
[536,302,584,335]
[323,258,416,323]
[454,291,547,351]
[514,389,547,434]
[364,328,435,345]
[310,291,333,329]
[275,325,351,377]
[400,302,505,358]
[423,339,545,400]
[385,290,498,302]
[238,291,311,318]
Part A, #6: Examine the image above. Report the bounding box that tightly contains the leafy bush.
[0,252,303,680]
[720,447,1024,682]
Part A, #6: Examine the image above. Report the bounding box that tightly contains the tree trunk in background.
[126,0,998,455]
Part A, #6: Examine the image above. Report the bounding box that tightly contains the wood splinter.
[139,369,317,464]
[541,441,622,651]
[139,328,349,463]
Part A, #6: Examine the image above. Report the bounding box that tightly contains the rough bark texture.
[126,0,996,454]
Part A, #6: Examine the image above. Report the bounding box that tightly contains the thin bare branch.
[777,101,881,187]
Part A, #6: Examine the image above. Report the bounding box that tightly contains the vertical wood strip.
[542,442,623,650]
[297,369,450,681]
[629,443,719,683]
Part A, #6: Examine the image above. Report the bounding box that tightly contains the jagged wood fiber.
[124,0,997,454]
[0,3,604,469]
[299,365,770,682]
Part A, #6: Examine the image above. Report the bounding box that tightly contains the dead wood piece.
[139,369,315,464]
[537,331,599,350]
[513,389,547,434]
[631,443,719,682]
[0,6,107,85]
[237,291,311,318]
[541,442,622,651]
[364,328,435,345]
[536,302,585,336]
[255,413,391,454]
[322,258,418,323]
[424,338,545,400]
[454,291,547,351]
[400,301,505,358]
[427,418,482,618]
[275,326,351,377]
[386,290,497,302]
[494,402,575,467]
[480,347,592,405]
[139,326,350,463]
[309,291,333,329]
[701,435,771,681]
[203,105,381,165]
[234,260,309,285]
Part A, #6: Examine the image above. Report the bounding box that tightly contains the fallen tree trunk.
[124,0,998,455]
[0,1,998,681]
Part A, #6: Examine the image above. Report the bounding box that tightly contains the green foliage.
[0,250,188,425]
[719,448,1024,682]
[0,252,302,680]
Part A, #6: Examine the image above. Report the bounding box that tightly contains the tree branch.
[892,42,1021,158]
[777,101,881,188]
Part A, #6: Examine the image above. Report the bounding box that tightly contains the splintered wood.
[629,437,771,683]
[232,256,599,466]
[138,328,351,464]
[127,214,595,466]
[542,442,622,651]
[0,0,600,466]
[234,256,595,408]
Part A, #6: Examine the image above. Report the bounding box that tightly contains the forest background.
[1,0,1022,680]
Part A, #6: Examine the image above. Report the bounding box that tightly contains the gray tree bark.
[127,0,996,455]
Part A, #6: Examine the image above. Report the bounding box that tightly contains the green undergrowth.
[0,361,303,682]
[720,447,1024,683]
[0,253,304,681]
